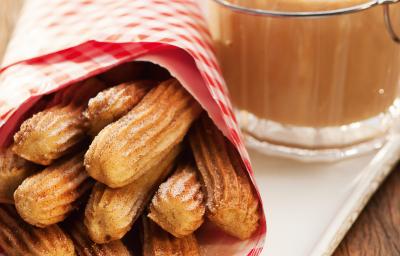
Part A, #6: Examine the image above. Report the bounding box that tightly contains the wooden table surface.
[333,166,400,256]
[1,1,399,255]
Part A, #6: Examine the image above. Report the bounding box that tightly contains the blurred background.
[0,0,23,62]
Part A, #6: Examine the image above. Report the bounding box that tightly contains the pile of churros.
[0,62,260,256]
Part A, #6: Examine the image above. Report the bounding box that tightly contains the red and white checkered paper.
[0,0,266,255]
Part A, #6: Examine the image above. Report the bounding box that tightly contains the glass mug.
[207,0,400,161]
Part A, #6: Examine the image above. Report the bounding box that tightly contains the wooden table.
[334,165,400,256]
[1,1,399,255]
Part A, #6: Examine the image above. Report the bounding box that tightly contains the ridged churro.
[65,216,131,256]
[189,114,260,240]
[148,162,205,238]
[0,205,75,256]
[84,146,180,243]
[0,147,36,203]
[84,80,154,136]
[13,78,105,165]
[85,78,202,188]
[14,152,93,227]
[142,216,200,256]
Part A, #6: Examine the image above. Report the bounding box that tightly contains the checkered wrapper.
[0,0,266,254]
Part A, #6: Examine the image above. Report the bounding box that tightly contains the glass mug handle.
[382,1,400,43]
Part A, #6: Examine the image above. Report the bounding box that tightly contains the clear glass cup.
[207,0,400,161]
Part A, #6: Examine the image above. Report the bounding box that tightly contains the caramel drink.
[208,0,400,160]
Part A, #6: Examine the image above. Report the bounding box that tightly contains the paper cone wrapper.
[0,0,266,255]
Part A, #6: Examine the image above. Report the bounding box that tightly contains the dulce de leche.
[209,0,400,128]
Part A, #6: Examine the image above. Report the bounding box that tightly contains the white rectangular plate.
[253,135,400,256]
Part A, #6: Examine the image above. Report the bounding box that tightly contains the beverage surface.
[209,0,400,127]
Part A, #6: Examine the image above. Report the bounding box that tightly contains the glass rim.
[211,0,400,18]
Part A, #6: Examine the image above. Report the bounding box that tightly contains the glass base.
[237,100,400,162]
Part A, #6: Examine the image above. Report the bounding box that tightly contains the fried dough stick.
[0,147,36,203]
[84,80,155,136]
[64,216,132,256]
[14,152,93,227]
[148,162,205,238]
[85,78,202,188]
[189,114,260,240]
[84,146,181,244]
[0,205,75,256]
[142,216,200,256]
[13,78,105,165]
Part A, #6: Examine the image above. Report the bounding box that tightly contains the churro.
[14,152,93,227]
[85,78,202,188]
[189,114,260,240]
[148,162,205,238]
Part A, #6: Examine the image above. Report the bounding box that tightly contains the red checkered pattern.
[0,1,266,255]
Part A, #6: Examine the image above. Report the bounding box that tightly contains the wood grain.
[0,1,399,256]
[334,166,400,256]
